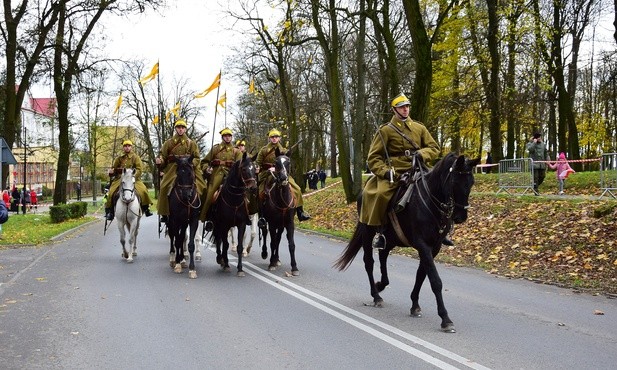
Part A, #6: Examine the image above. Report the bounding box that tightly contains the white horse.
[228,213,259,257]
[116,168,142,263]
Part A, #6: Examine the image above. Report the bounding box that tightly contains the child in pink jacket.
[549,152,575,195]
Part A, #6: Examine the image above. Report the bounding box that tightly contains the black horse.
[168,155,202,279]
[210,152,257,276]
[334,153,479,332]
[259,150,299,275]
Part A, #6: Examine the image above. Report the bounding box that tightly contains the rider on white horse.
[105,139,153,220]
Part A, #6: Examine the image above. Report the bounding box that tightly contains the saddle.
[387,154,429,217]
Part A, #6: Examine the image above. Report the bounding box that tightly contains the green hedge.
[49,201,89,223]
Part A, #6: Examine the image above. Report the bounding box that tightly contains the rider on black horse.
[255,129,311,226]
[199,127,243,231]
[155,119,207,224]
[360,94,453,249]
[105,139,153,220]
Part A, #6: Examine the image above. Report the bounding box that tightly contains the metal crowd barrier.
[497,158,535,195]
[599,153,617,199]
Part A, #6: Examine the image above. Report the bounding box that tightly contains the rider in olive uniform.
[199,128,243,226]
[360,94,440,249]
[255,129,310,222]
[105,139,153,220]
[155,119,207,223]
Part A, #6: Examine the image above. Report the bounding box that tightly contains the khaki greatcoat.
[359,116,440,226]
[157,133,206,216]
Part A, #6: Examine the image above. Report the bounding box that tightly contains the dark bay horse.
[168,155,202,279]
[210,152,257,276]
[334,153,479,332]
[260,150,299,275]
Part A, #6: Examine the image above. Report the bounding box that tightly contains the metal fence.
[599,153,617,199]
[497,158,535,195]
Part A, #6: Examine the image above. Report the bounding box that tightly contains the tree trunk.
[486,0,502,163]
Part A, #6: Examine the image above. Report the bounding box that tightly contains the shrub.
[49,204,72,223]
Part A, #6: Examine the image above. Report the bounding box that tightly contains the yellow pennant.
[138,62,159,85]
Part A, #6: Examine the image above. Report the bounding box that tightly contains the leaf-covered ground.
[301,180,617,296]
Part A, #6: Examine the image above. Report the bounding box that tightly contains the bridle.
[120,170,136,204]
[265,156,294,211]
[173,159,201,209]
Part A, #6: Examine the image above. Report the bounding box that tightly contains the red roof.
[30,98,56,117]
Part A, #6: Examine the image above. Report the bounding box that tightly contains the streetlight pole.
[23,125,27,214]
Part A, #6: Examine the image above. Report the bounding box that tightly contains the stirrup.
[258,217,266,229]
[105,212,114,221]
[204,220,213,232]
[372,233,386,249]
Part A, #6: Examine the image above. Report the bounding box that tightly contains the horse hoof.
[216,256,223,265]
[231,245,237,252]
[174,264,182,273]
[169,260,175,268]
[237,271,245,277]
[276,260,282,266]
[188,270,197,279]
[268,266,276,271]
[132,251,137,256]
[410,308,423,317]
[126,258,133,263]
[261,252,268,260]
[195,253,202,262]
[363,300,383,307]
[223,266,231,272]
[292,270,300,276]
[181,261,188,268]
[242,252,248,257]
[441,323,456,333]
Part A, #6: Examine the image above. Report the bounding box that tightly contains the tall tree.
[1,0,61,188]
[486,0,502,163]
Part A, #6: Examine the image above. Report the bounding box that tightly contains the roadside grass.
[0,212,96,247]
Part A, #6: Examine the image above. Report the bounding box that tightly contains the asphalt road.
[1,216,616,369]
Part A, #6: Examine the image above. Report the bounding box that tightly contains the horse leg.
[245,213,258,256]
[410,259,428,318]
[236,225,246,277]
[169,234,176,268]
[268,229,283,271]
[229,226,237,252]
[174,228,186,273]
[375,248,392,292]
[417,249,455,332]
[220,229,231,272]
[118,224,129,260]
[362,225,384,306]
[132,217,140,257]
[285,222,299,276]
[215,230,224,266]
[187,220,198,279]
[261,223,268,260]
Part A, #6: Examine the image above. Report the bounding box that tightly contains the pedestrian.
[105,139,153,220]
[11,187,19,213]
[526,132,550,194]
[29,189,38,212]
[20,187,28,215]
[318,169,326,188]
[548,152,575,195]
[484,152,493,174]
[76,182,81,201]
[255,129,311,222]
[2,187,9,208]
[0,198,8,239]
[360,93,442,249]
[155,119,207,224]
[200,127,242,229]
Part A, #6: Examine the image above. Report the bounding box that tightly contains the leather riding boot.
[104,207,114,221]
[442,237,454,246]
[141,205,153,217]
[204,220,214,232]
[296,206,311,221]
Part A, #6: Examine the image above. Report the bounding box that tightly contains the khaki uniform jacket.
[359,116,440,226]
[199,141,242,221]
[255,142,304,207]
[106,152,152,208]
[157,133,207,216]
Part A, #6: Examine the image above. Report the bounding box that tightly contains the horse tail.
[333,222,364,271]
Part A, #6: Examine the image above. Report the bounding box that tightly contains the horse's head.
[272,150,291,186]
[449,155,480,224]
[174,155,196,200]
[238,152,257,190]
[120,168,136,203]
